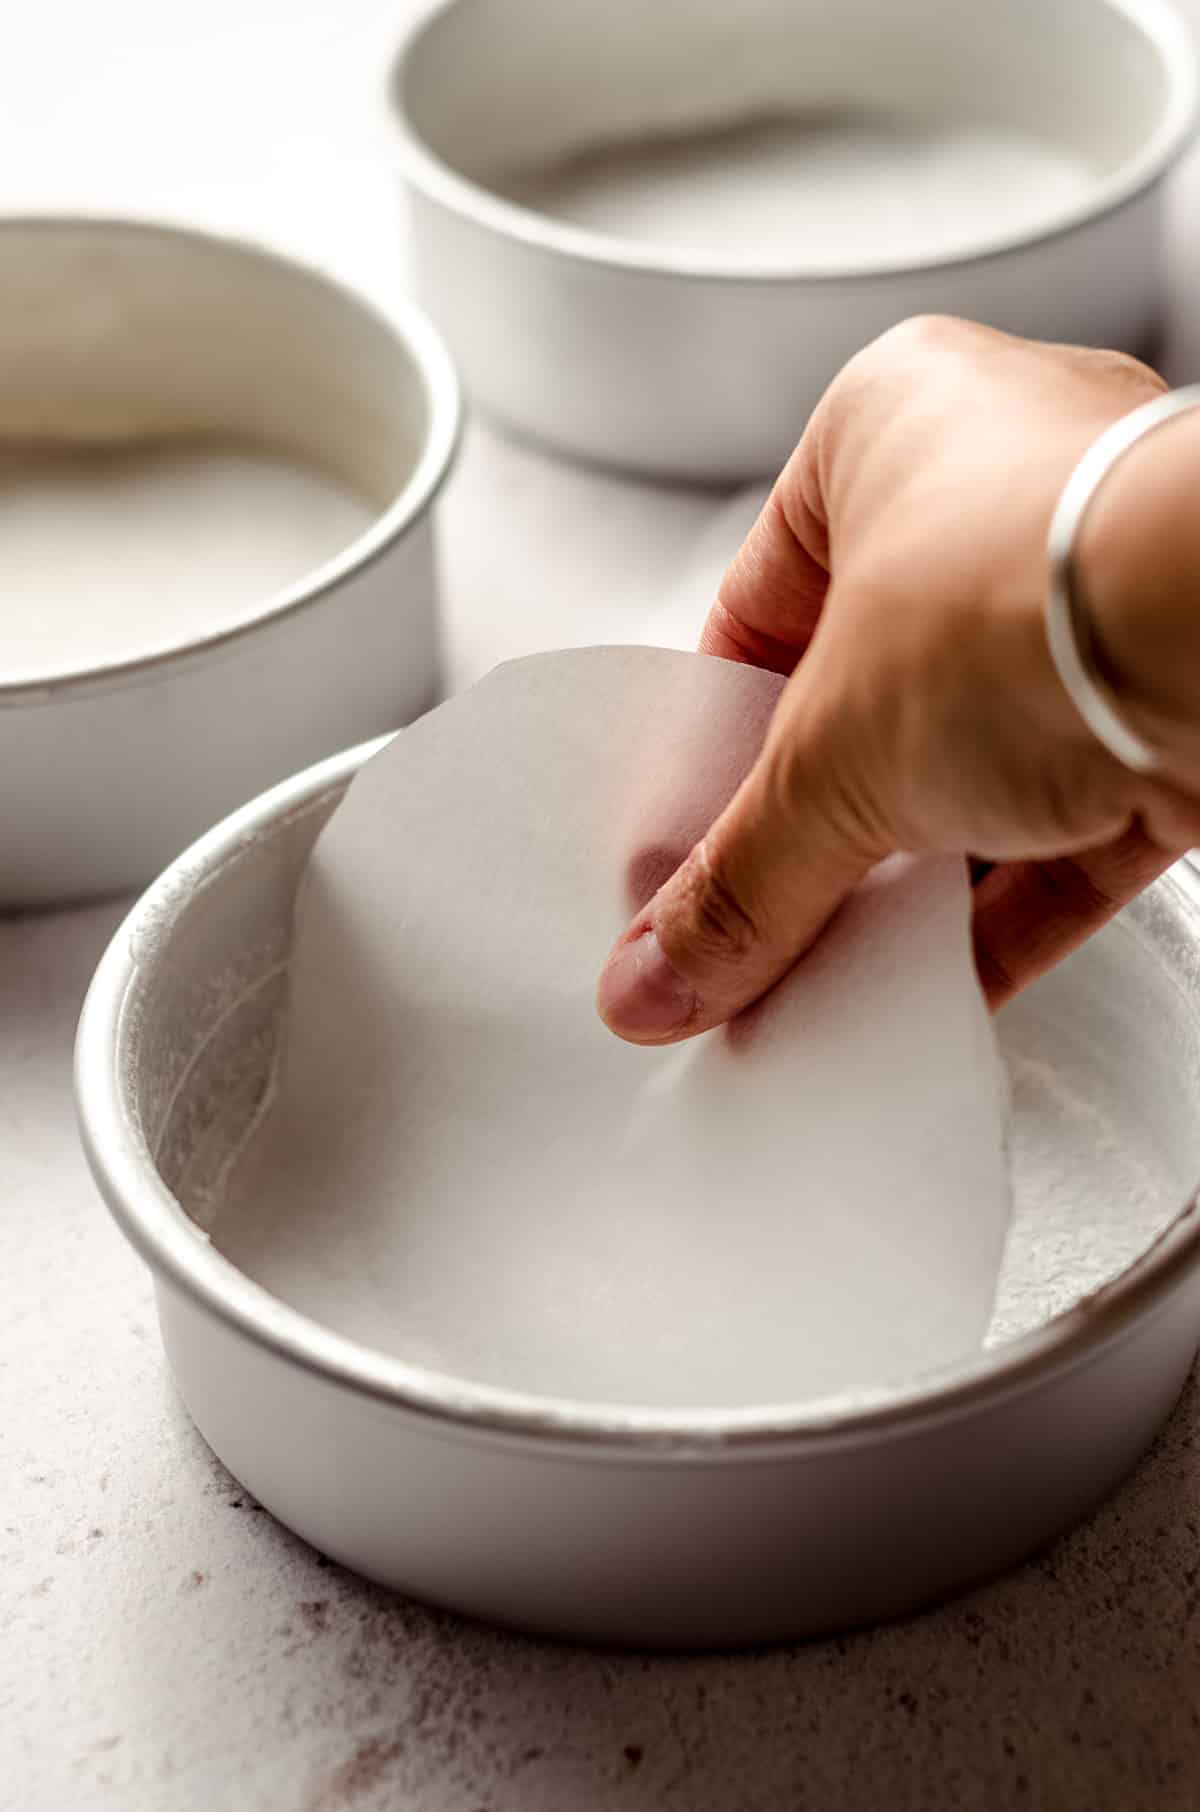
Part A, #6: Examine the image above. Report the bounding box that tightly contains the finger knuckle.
[822,315,986,470]
[870,313,978,364]
[679,841,760,966]
[1071,344,1166,398]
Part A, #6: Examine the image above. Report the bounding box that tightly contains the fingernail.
[596,929,697,1040]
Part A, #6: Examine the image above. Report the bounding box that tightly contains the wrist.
[1075,405,1200,780]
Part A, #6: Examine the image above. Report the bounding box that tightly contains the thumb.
[595,674,886,1044]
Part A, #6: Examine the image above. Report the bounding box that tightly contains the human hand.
[596,316,1200,1044]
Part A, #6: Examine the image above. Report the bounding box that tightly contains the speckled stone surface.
[8,895,1200,1812]
[7,3,1200,1809]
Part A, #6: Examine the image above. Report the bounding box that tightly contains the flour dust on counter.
[0,440,375,678]
[498,114,1096,269]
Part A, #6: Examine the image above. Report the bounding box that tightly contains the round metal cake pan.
[387,0,1196,480]
[0,216,460,908]
[75,737,1200,1647]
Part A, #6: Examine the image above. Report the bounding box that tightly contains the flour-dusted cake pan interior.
[388,0,1197,477]
[75,739,1200,1646]
[0,217,459,907]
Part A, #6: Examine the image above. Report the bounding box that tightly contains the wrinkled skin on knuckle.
[771,447,831,577]
[666,838,761,970]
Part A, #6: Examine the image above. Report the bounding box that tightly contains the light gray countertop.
[6,5,1200,1808]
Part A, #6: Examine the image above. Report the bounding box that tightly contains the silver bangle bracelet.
[1045,382,1200,776]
